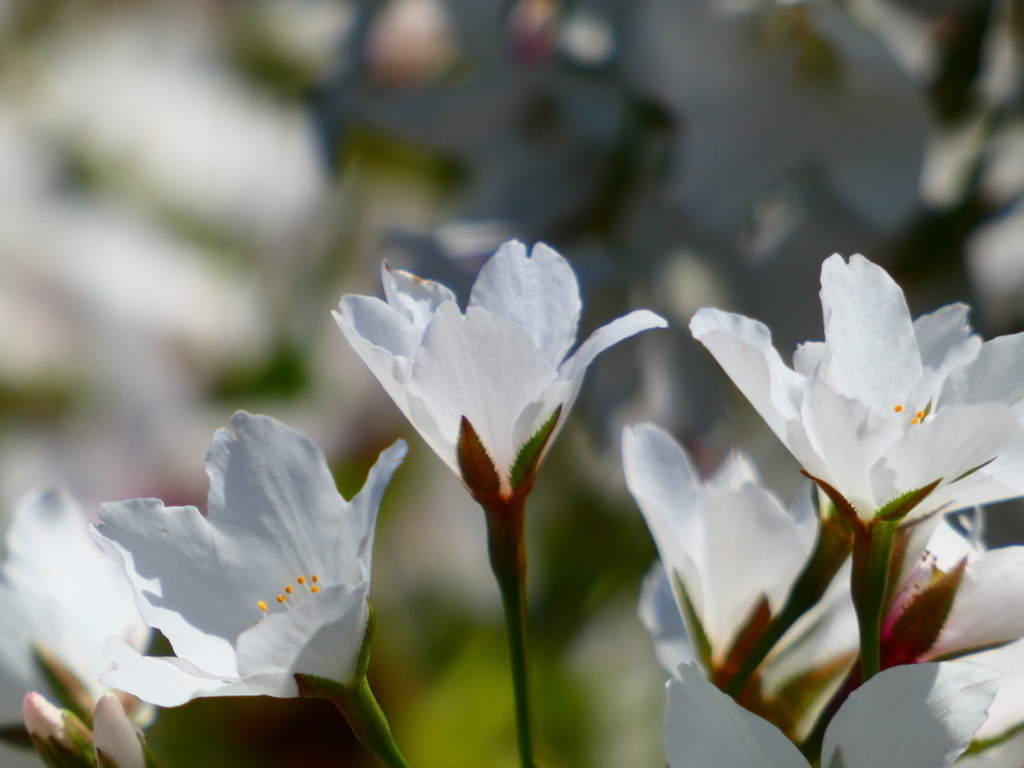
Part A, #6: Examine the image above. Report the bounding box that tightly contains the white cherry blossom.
[623,423,819,669]
[691,253,1024,519]
[665,660,998,768]
[335,240,666,489]
[92,412,406,706]
[0,490,150,728]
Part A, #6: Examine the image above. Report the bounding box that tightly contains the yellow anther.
[915,411,925,420]
[297,576,306,585]
[312,574,319,583]
[911,417,920,425]
[285,585,293,594]
[894,405,903,413]
[311,585,320,594]
[276,595,286,603]
[257,601,268,612]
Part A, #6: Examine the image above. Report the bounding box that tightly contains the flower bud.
[22,692,95,768]
[93,694,146,768]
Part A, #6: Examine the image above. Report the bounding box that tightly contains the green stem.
[851,519,898,683]
[332,677,411,768]
[724,515,853,697]
[484,495,536,768]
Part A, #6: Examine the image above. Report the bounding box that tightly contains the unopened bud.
[93,694,146,768]
[23,692,63,741]
[22,692,96,768]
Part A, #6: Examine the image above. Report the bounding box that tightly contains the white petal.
[333,295,420,414]
[207,413,370,585]
[961,639,1024,740]
[927,547,1024,659]
[345,440,408,575]
[93,498,254,679]
[664,663,808,768]
[923,444,1024,512]
[621,423,703,613]
[818,254,922,411]
[407,302,558,474]
[468,240,582,366]
[941,332,1024,415]
[93,694,144,768]
[821,662,997,768]
[381,262,456,329]
[689,307,806,446]
[235,580,370,696]
[101,638,256,707]
[559,309,667,383]
[871,403,1024,513]
[637,563,694,677]
[801,380,901,515]
[912,303,981,403]
[793,341,827,378]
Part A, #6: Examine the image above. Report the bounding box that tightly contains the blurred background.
[0,0,1022,765]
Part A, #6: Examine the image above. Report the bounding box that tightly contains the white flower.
[623,423,820,670]
[335,239,666,490]
[0,490,150,728]
[626,422,859,737]
[92,412,406,706]
[665,660,998,768]
[690,253,1024,520]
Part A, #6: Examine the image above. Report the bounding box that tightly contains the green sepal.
[509,406,562,492]
[874,478,943,522]
[674,572,713,671]
[60,711,96,767]
[33,644,95,728]
[35,710,96,768]
[799,471,859,522]
[142,740,161,768]
[456,416,502,506]
[953,458,995,483]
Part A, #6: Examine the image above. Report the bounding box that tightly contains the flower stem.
[332,677,411,768]
[484,495,537,768]
[850,519,899,683]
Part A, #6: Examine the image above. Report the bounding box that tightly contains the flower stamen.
[297,576,306,585]
[311,585,320,593]
[257,601,268,612]
[276,595,286,603]
[894,405,903,413]
[285,585,293,594]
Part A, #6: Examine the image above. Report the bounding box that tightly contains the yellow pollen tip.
[311,585,320,593]
[894,405,903,413]
[285,585,293,594]
[257,601,267,612]
[312,574,319,583]
[297,576,305,585]
[916,411,925,419]
[911,417,920,425]
[276,595,286,603]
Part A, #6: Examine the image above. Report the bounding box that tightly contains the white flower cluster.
[2,241,1024,768]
